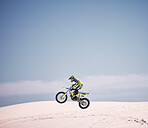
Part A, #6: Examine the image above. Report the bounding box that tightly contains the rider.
[68,75,83,98]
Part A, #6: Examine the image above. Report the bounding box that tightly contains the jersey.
[74,78,82,85]
[72,78,83,90]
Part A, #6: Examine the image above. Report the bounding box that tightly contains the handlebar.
[62,87,70,89]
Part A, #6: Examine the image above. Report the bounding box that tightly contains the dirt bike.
[55,87,90,109]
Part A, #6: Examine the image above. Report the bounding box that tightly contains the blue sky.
[0,0,148,106]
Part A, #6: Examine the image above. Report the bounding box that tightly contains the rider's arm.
[75,80,79,86]
[72,84,76,88]
[70,84,76,89]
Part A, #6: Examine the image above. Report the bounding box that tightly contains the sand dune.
[0,101,148,128]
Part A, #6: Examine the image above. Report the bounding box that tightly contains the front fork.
[62,89,69,98]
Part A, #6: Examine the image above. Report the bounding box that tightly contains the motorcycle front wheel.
[55,92,67,103]
[79,98,90,109]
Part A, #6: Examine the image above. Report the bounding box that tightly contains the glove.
[72,84,76,87]
[69,85,74,90]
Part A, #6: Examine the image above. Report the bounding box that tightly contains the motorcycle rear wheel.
[79,98,90,109]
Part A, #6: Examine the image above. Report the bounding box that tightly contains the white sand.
[0,101,148,128]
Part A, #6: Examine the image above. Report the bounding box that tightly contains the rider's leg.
[74,89,78,95]
[73,84,83,99]
[72,89,78,99]
[76,84,83,98]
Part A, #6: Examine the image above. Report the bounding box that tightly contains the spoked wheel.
[79,98,90,109]
[55,92,67,103]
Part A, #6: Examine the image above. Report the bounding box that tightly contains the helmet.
[68,75,75,82]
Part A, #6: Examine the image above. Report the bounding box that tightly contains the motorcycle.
[55,87,90,109]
